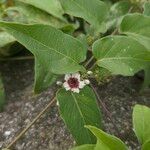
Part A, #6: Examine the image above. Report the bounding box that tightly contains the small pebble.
[4,131,11,137]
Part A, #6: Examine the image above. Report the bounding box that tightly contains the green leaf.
[120,13,150,88]
[142,66,150,89]
[93,67,111,84]
[0,31,22,57]
[86,126,128,150]
[77,34,88,49]
[106,0,132,30]
[57,86,101,145]
[71,144,95,150]
[17,0,64,20]
[4,1,66,28]
[142,140,150,150]
[110,0,131,18]
[60,24,78,35]
[0,31,15,47]
[92,35,150,76]
[0,31,15,57]
[0,22,86,93]
[133,105,150,144]
[0,75,5,112]
[60,0,109,32]
[143,2,150,16]
[120,13,150,50]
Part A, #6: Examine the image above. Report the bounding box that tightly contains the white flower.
[63,73,86,93]
[56,81,62,86]
[84,79,90,85]
[87,71,93,75]
[56,101,59,106]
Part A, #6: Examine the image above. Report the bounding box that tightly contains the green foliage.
[57,86,101,145]
[0,31,15,56]
[0,31,23,57]
[17,0,64,20]
[120,13,150,50]
[142,140,150,150]
[93,35,150,76]
[86,126,127,150]
[110,1,131,18]
[4,1,66,28]
[93,13,150,88]
[120,14,150,88]
[71,144,95,150]
[133,105,150,145]
[142,66,150,89]
[0,0,75,58]
[106,0,132,30]
[0,22,86,92]
[71,125,127,150]
[0,31,15,46]
[0,1,150,149]
[93,67,111,84]
[143,2,150,16]
[72,105,150,150]
[60,0,109,32]
[120,13,150,88]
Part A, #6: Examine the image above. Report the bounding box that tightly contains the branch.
[90,82,120,136]
[6,96,56,149]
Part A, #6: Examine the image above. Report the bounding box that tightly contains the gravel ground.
[0,59,150,150]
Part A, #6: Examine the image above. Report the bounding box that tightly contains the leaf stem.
[6,96,56,149]
[84,56,94,68]
[90,82,120,136]
[89,62,97,71]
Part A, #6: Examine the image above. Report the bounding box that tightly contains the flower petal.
[72,88,80,93]
[65,74,71,81]
[63,82,71,91]
[79,81,85,89]
[72,73,80,80]
[84,79,90,85]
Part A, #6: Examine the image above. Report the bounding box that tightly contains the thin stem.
[111,28,118,35]
[84,56,94,68]
[0,56,34,61]
[128,6,133,13]
[88,62,97,71]
[90,82,120,136]
[111,6,133,36]
[6,96,56,149]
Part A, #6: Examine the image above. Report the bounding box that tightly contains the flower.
[56,81,62,86]
[84,79,90,85]
[87,71,93,75]
[63,73,88,93]
[56,100,59,106]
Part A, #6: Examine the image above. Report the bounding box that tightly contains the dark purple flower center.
[67,77,79,88]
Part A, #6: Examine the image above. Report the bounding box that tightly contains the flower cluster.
[62,73,90,93]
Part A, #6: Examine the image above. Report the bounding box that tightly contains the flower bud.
[56,101,59,106]
[84,79,90,85]
[56,81,62,86]
[87,71,93,75]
